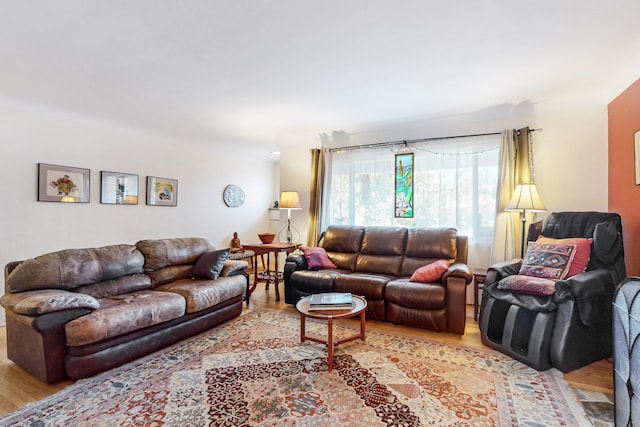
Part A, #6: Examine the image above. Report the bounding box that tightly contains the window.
[322,134,500,243]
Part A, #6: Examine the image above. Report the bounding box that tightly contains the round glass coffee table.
[295,294,367,371]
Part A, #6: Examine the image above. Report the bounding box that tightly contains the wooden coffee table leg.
[360,310,366,340]
[327,318,333,371]
[300,313,306,342]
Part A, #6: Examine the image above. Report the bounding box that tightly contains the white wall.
[0,98,279,324]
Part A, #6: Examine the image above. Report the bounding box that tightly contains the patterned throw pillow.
[536,236,592,278]
[300,246,337,270]
[409,259,452,283]
[497,274,557,296]
[519,242,577,280]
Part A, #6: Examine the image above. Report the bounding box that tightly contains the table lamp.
[505,183,547,258]
[278,191,302,243]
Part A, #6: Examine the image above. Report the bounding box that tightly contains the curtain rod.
[328,128,541,152]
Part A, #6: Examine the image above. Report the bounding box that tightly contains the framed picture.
[394,152,414,218]
[38,163,90,203]
[635,130,640,185]
[146,176,178,206]
[100,171,139,204]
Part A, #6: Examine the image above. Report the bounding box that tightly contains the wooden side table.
[241,242,301,302]
[296,295,367,371]
[473,268,488,321]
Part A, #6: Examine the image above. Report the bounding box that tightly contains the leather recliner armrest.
[554,269,617,327]
[555,269,617,302]
[442,263,473,284]
[485,259,523,286]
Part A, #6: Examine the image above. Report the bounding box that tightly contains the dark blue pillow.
[191,248,230,280]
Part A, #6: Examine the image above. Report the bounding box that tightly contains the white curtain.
[321,134,501,246]
[490,130,519,263]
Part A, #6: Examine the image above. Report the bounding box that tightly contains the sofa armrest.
[1,289,100,316]
[443,262,472,285]
[284,254,309,279]
[220,260,249,277]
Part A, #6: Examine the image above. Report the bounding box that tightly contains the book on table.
[308,292,353,310]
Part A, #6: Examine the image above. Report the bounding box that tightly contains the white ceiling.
[1,1,640,150]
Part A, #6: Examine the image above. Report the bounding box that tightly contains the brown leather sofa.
[284,225,472,334]
[1,237,248,383]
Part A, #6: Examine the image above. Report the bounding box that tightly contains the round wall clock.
[223,184,245,207]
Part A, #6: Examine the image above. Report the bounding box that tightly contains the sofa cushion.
[0,289,100,315]
[334,273,388,300]
[6,245,144,292]
[409,260,451,283]
[519,242,576,280]
[155,275,246,313]
[320,226,364,271]
[356,227,406,276]
[191,249,230,280]
[300,246,337,270]
[401,227,457,276]
[386,279,446,310]
[136,237,211,272]
[75,274,152,298]
[65,290,186,347]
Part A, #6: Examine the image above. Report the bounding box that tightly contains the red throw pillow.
[409,260,452,283]
[536,236,592,278]
[300,246,337,270]
[518,242,577,281]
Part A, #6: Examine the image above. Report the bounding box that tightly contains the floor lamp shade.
[505,184,547,257]
[279,191,302,210]
[278,191,302,243]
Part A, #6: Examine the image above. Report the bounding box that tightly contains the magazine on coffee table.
[308,292,353,310]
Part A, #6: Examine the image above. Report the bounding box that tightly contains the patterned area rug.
[0,309,590,426]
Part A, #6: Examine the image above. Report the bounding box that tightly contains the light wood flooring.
[0,271,614,417]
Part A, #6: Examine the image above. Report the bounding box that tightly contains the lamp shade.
[279,191,302,209]
[505,184,547,212]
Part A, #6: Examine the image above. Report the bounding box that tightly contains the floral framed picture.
[38,163,90,203]
[394,152,414,218]
[146,176,178,206]
[101,171,139,204]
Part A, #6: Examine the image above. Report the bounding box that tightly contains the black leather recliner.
[479,211,625,372]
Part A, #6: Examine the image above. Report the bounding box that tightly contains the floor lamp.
[278,191,302,243]
[505,183,547,258]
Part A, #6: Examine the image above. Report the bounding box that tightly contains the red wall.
[608,78,640,276]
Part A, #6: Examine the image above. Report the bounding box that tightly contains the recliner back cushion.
[320,226,364,271]
[356,227,407,276]
[7,245,144,292]
[401,228,457,277]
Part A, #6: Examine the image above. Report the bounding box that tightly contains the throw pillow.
[536,236,592,278]
[497,274,557,296]
[409,259,452,283]
[300,246,337,270]
[519,242,577,280]
[191,248,230,280]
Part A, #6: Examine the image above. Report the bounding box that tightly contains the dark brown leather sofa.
[1,237,248,383]
[284,225,473,334]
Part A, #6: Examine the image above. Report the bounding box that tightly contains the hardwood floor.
[0,273,614,417]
